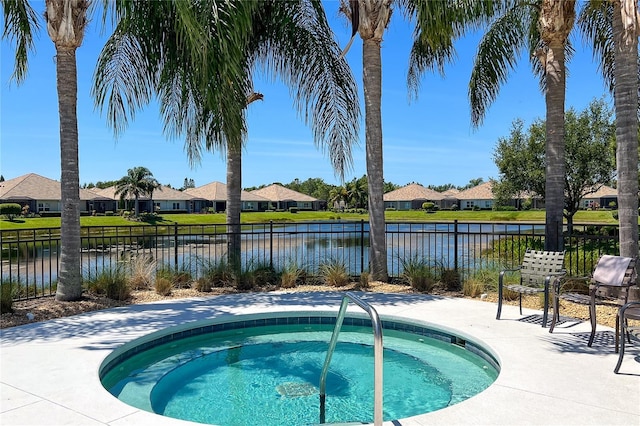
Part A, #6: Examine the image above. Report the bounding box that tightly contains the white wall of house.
[153,201,185,211]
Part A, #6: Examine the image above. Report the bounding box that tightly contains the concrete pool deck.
[1,291,638,426]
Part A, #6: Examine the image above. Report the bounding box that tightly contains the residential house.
[455,181,496,210]
[0,173,116,214]
[383,184,443,210]
[92,185,200,213]
[250,184,320,211]
[440,188,460,210]
[581,185,618,209]
[185,181,271,212]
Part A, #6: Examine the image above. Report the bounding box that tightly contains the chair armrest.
[552,274,589,294]
[499,266,522,288]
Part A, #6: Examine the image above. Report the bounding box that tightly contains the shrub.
[157,264,192,288]
[199,258,233,287]
[252,263,278,286]
[155,277,173,296]
[440,268,461,291]
[85,266,130,301]
[195,277,213,292]
[124,255,156,290]
[400,254,435,292]
[280,262,303,289]
[451,204,459,211]
[0,203,22,221]
[1,280,17,313]
[422,202,436,212]
[289,207,298,213]
[463,278,485,298]
[357,271,370,289]
[318,258,350,287]
[612,210,619,220]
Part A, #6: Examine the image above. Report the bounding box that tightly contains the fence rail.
[0,220,624,300]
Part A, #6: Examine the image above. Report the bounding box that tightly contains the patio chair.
[614,301,640,373]
[549,255,637,349]
[496,249,566,327]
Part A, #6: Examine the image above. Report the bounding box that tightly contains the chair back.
[591,256,637,302]
[520,249,565,288]
[592,255,636,286]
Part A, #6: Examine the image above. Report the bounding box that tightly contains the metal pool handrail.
[319,292,383,426]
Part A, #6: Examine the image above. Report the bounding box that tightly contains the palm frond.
[577,0,614,92]
[469,4,533,127]
[1,0,40,83]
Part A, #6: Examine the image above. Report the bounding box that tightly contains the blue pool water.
[101,315,499,425]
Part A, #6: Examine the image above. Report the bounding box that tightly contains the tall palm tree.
[2,0,89,301]
[466,0,576,252]
[610,0,639,258]
[339,0,500,280]
[114,167,159,217]
[93,0,360,271]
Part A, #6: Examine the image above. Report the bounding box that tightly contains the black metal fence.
[0,221,624,300]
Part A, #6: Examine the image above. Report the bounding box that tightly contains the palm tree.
[466,0,576,252]
[610,0,639,258]
[2,0,89,301]
[339,0,499,280]
[114,167,159,217]
[93,0,360,271]
[329,185,349,210]
[346,178,368,209]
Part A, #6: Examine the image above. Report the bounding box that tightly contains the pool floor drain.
[276,382,318,397]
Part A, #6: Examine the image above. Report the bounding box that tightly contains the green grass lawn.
[0,209,621,230]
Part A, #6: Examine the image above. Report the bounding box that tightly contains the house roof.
[0,173,111,201]
[185,181,270,202]
[250,184,317,202]
[455,181,495,200]
[383,184,443,201]
[583,185,618,198]
[91,185,197,201]
[441,188,460,198]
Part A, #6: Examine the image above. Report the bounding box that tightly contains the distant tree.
[114,167,160,216]
[328,185,348,210]
[428,183,455,192]
[461,178,484,190]
[285,177,333,201]
[494,99,616,231]
[180,178,195,191]
[95,180,118,189]
[346,177,368,209]
[383,181,401,193]
[0,175,4,182]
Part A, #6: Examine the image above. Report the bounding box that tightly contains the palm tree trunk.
[55,46,82,301]
[543,41,567,252]
[612,0,639,259]
[227,143,242,272]
[134,194,140,217]
[363,37,388,281]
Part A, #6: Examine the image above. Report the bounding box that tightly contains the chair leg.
[614,314,626,374]
[549,293,560,333]
[542,290,549,328]
[587,301,597,347]
[496,275,503,320]
[518,293,523,315]
[615,316,620,354]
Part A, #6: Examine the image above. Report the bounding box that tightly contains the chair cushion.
[592,255,632,286]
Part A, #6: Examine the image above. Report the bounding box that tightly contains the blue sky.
[1,2,611,190]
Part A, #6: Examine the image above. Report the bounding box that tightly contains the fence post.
[360,219,365,274]
[269,221,274,270]
[174,223,179,269]
[454,220,459,272]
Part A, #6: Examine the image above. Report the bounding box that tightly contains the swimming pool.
[100,312,499,425]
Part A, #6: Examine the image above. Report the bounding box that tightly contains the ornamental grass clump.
[400,254,435,292]
[280,262,304,289]
[318,258,350,287]
[0,280,17,313]
[125,255,156,290]
[85,265,130,301]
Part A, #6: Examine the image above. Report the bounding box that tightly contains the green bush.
[199,258,233,287]
[400,254,435,292]
[0,203,22,221]
[462,278,485,297]
[319,258,350,287]
[0,280,17,313]
[440,268,461,291]
[422,202,436,212]
[85,266,130,301]
[155,277,173,296]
